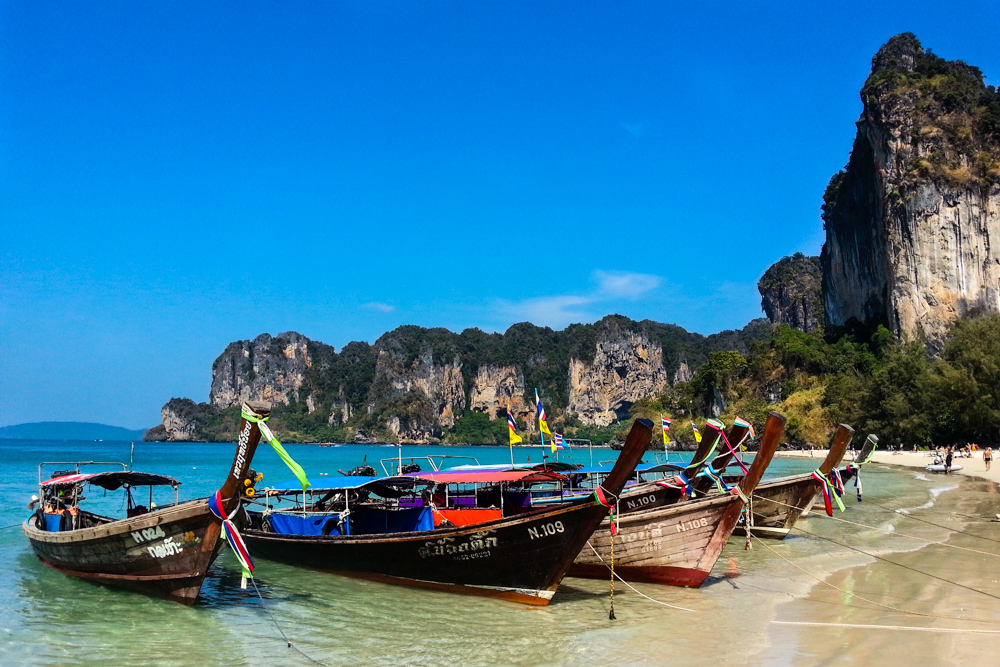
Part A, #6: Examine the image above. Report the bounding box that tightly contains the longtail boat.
[568,412,785,587]
[825,433,879,505]
[22,401,272,603]
[240,418,653,605]
[730,424,855,539]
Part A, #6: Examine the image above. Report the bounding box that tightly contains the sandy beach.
[777,447,1000,484]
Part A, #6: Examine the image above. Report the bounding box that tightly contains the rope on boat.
[852,498,1000,542]
[249,578,333,667]
[771,621,1000,634]
[584,541,702,613]
[792,525,1000,607]
[0,522,23,530]
[747,525,1000,626]
[754,494,1000,559]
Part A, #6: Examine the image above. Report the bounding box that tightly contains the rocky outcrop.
[468,365,526,418]
[567,325,669,426]
[368,329,466,428]
[211,332,313,408]
[822,33,1000,346]
[759,254,823,332]
[156,315,774,442]
[159,398,206,441]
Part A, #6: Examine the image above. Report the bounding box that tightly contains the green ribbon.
[685,432,721,472]
[242,408,311,491]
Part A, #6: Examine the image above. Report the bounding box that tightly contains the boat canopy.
[40,471,181,490]
[265,475,433,495]
[266,469,569,494]
[403,469,569,484]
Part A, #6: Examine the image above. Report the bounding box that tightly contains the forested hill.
[147,315,772,444]
[0,422,149,441]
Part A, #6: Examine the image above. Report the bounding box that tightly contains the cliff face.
[468,365,526,418]
[367,328,466,438]
[156,315,772,442]
[567,325,669,425]
[822,33,1000,346]
[758,254,823,332]
[211,332,314,408]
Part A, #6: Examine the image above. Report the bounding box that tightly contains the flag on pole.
[507,409,522,445]
[551,432,565,452]
[691,422,702,444]
[660,414,672,444]
[734,416,756,440]
[535,389,552,436]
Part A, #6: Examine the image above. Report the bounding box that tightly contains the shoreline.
[776,447,1000,485]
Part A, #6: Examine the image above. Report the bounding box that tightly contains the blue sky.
[2,1,998,428]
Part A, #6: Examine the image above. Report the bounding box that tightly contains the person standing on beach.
[986,447,993,472]
[945,447,954,474]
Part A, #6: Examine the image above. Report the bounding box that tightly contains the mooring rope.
[792,525,1000,607]
[249,578,333,667]
[855,499,1000,542]
[754,494,1000,559]
[0,522,23,530]
[748,525,1000,625]
[771,621,1000,634]
[584,541,702,613]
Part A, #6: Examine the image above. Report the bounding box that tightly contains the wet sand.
[759,452,1000,665]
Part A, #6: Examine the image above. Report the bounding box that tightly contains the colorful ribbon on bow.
[241,408,311,491]
[671,471,695,497]
[845,464,863,501]
[810,469,846,516]
[208,490,254,588]
[719,430,750,474]
[696,465,732,493]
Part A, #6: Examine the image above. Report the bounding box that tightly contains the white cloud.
[362,302,395,313]
[592,270,661,300]
[496,271,663,329]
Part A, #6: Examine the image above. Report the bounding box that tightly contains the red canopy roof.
[407,470,568,484]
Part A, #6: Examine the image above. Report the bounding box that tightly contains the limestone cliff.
[468,365,526,418]
[367,327,466,441]
[567,324,669,425]
[211,332,313,408]
[758,254,823,332]
[155,315,772,442]
[822,33,1000,346]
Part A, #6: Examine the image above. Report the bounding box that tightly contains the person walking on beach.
[986,447,993,472]
[945,447,954,475]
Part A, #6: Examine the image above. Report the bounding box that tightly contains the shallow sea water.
[2,441,999,666]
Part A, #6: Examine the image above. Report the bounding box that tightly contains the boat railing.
[378,454,481,476]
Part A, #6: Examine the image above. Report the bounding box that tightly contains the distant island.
[0,422,150,441]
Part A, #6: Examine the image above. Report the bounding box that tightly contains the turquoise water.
[2,440,995,666]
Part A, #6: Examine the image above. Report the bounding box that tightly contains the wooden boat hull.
[732,474,823,539]
[243,500,611,605]
[569,493,739,587]
[23,499,224,604]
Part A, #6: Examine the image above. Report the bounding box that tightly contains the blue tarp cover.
[268,513,349,536]
[349,506,434,535]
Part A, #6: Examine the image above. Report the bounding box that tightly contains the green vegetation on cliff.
[864,32,1000,190]
[633,314,1000,448]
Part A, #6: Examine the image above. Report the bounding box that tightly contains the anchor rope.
[249,578,333,666]
[754,494,1000,559]
[792,525,1000,606]
[856,499,1000,540]
[748,525,1000,625]
[584,541,702,613]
